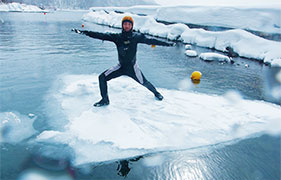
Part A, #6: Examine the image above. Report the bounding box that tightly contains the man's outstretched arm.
[72,29,117,42]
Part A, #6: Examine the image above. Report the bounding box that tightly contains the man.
[73,16,173,107]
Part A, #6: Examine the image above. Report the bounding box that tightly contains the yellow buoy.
[191,71,202,80]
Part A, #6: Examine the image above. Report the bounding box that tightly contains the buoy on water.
[191,71,202,80]
[151,44,156,48]
[191,71,202,84]
[82,24,85,28]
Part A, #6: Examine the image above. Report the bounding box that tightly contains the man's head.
[122,16,134,32]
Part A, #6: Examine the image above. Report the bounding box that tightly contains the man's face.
[123,22,133,32]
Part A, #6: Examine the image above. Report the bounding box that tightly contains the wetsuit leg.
[98,64,123,100]
[127,64,158,95]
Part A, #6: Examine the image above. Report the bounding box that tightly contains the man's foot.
[154,92,163,101]
[93,99,109,107]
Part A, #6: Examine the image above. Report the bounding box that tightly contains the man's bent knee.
[98,73,106,82]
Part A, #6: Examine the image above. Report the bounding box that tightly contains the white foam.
[37,74,281,165]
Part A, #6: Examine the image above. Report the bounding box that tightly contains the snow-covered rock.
[199,52,230,62]
[185,50,197,57]
[185,44,192,50]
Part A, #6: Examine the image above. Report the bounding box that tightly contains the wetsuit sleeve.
[80,30,117,42]
[138,34,173,46]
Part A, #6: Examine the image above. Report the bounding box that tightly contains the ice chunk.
[142,154,165,167]
[271,58,281,67]
[199,52,230,62]
[38,74,281,165]
[185,44,192,50]
[185,50,198,57]
[0,112,37,144]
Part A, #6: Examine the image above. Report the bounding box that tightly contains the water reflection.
[17,144,75,180]
[116,156,143,177]
[264,67,281,105]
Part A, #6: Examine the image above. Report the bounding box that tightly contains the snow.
[34,74,281,165]
[185,44,192,50]
[82,10,281,66]
[90,3,281,34]
[0,2,46,12]
[199,52,230,62]
[156,6,281,34]
[185,50,198,57]
[270,58,281,67]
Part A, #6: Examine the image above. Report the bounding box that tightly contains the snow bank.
[0,2,46,12]
[156,6,281,34]
[0,112,37,144]
[37,74,281,165]
[82,10,281,66]
[90,4,281,34]
[155,0,281,7]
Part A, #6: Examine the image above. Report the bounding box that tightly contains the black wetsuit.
[80,30,172,102]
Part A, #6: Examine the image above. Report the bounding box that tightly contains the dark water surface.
[0,11,280,180]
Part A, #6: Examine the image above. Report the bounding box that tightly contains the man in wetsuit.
[73,16,173,107]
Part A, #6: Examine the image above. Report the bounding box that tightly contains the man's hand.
[71,28,81,34]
